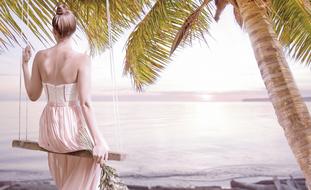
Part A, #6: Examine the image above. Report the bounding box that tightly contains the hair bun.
[56,4,68,15]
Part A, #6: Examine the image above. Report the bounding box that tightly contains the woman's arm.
[22,45,43,101]
[77,54,110,164]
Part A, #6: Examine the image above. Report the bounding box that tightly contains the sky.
[0,5,310,101]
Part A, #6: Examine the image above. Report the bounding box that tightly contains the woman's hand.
[22,45,32,65]
[92,142,110,165]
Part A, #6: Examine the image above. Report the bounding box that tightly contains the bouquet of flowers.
[79,126,128,190]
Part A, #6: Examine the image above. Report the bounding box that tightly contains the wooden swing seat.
[12,140,126,161]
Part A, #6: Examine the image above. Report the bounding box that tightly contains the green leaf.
[124,0,213,91]
[269,0,311,64]
[0,0,152,55]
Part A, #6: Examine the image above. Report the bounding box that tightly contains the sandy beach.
[0,179,223,190]
[0,178,307,190]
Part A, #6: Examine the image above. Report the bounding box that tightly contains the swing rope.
[106,0,123,152]
[19,0,30,141]
[18,0,23,140]
[18,38,22,140]
[25,0,30,141]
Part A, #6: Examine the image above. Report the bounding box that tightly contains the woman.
[22,3,110,189]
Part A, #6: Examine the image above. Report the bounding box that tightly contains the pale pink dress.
[38,82,101,190]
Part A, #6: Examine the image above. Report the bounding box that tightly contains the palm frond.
[66,0,152,55]
[214,0,229,21]
[124,0,213,91]
[269,0,311,64]
[0,0,152,55]
[170,0,211,55]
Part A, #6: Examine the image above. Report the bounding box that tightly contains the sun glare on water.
[200,94,213,101]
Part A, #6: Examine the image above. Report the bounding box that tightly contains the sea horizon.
[2,83,311,102]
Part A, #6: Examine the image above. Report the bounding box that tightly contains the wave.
[0,169,51,181]
[121,164,303,182]
[0,164,303,188]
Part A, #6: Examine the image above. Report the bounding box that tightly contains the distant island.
[242,97,311,102]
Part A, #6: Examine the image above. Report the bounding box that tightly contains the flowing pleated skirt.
[38,102,101,190]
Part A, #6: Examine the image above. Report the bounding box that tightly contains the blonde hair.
[52,3,76,38]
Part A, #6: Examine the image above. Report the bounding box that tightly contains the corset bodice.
[42,82,78,105]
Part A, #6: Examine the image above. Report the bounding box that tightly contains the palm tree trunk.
[235,0,311,189]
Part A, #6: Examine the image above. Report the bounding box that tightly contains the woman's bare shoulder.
[33,49,49,62]
[35,47,53,58]
[73,52,91,67]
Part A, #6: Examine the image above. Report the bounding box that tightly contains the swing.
[12,0,126,161]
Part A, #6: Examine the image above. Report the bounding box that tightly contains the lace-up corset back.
[42,82,78,104]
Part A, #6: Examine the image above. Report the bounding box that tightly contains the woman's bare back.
[39,45,82,85]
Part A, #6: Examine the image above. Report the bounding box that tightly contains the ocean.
[0,101,308,187]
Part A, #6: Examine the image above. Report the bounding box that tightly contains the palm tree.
[1,0,311,189]
[125,1,311,188]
